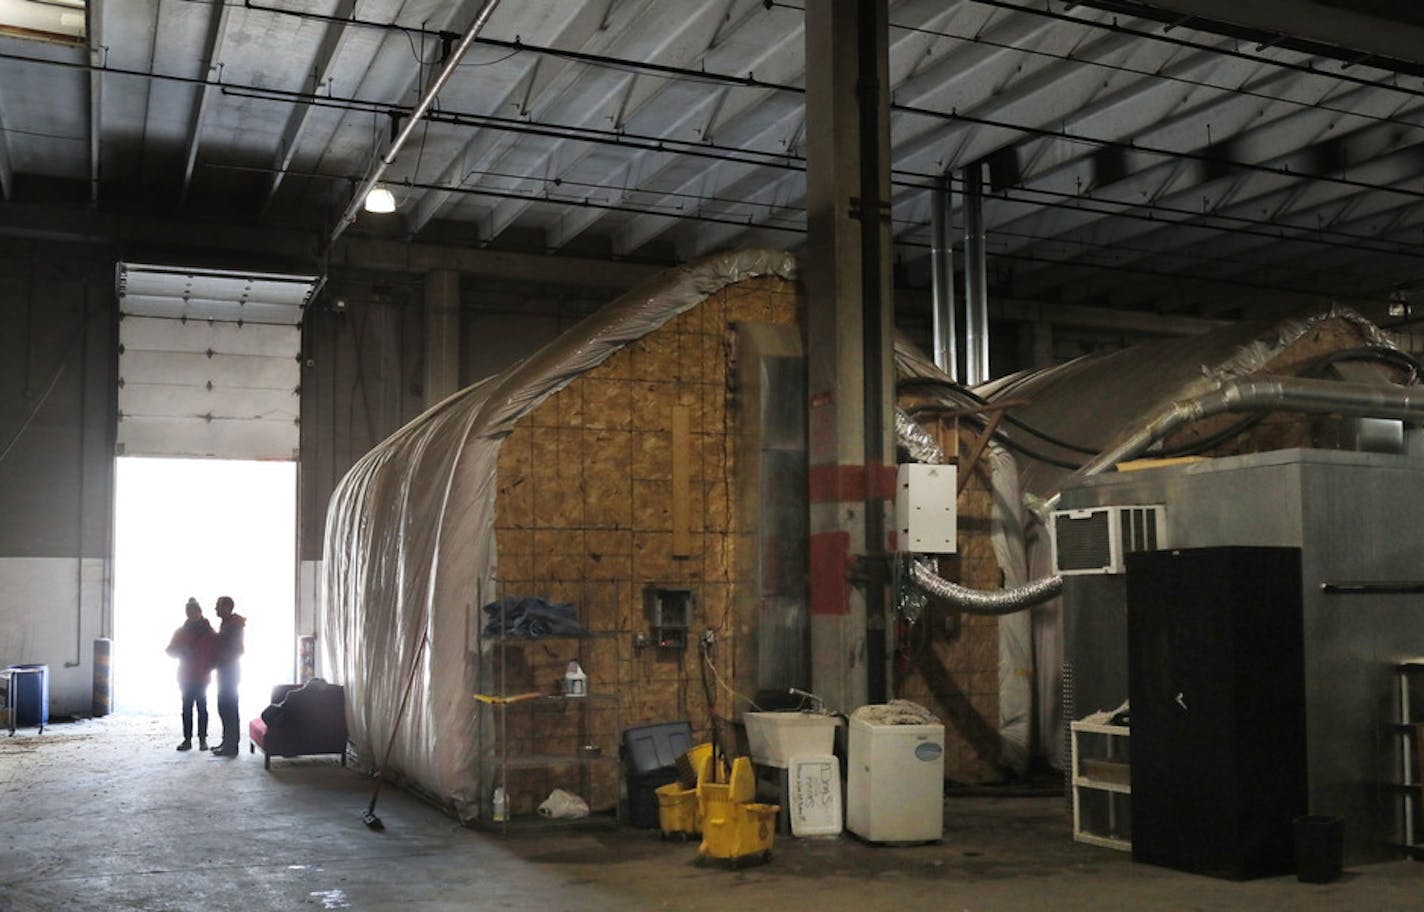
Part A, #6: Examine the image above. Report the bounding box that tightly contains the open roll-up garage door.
[115,263,317,460]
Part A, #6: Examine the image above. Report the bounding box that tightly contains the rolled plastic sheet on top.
[321,249,798,820]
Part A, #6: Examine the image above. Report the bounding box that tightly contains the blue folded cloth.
[482,596,586,639]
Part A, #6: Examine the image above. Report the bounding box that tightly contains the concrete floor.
[1,716,1420,911]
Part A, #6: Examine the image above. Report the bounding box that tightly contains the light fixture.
[363,185,396,214]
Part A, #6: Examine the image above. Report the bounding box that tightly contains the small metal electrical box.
[644,588,693,649]
[895,463,957,553]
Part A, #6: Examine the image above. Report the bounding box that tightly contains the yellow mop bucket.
[696,755,778,863]
[655,782,700,837]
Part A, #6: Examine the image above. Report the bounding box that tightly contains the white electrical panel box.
[1051,504,1166,575]
[895,463,957,554]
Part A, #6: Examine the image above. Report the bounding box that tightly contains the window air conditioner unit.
[1051,505,1166,575]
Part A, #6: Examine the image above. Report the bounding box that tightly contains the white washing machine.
[846,716,945,842]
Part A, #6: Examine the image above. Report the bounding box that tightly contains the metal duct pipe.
[907,374,1424,615]
[897,406,1063,614]
[930,175,957,380]
[1067,375,1424,491]
[911,559,1063,615]
[895,407,945,465]
[328,0,504,247]
[963,163,989,385]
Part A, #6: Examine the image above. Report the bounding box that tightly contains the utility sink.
[742,711,840,768]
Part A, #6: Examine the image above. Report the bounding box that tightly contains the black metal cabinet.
[1126,546,1307,880]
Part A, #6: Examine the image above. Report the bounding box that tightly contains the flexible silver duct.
[895,407,945,465]
[1058,375,1424,505]
[906,374,1424,614]
[911,560,1063,615]
[896,407,1063,614]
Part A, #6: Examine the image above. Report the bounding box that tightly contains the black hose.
[897,376,1099,455]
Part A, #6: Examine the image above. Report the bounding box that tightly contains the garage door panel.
[117,417,299,461]
[120,317,302,356]
[120,351,299,389]
[119,384,298,422]
[118,298,304,326]
[116,265,312,461]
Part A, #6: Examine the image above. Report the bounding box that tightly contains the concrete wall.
[0,241,117,715]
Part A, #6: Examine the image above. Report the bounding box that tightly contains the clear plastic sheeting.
[987,443,1032,777]
[321,249,797,820]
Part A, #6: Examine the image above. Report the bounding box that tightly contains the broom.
[363,630,429,830]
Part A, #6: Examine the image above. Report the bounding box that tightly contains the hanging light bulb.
[364,184,397,214]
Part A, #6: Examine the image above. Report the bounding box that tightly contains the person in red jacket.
[165,597,217,752]
[210,595,246,757]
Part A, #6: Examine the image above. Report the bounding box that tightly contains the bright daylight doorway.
[113,456,296,726]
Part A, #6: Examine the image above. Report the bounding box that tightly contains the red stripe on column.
[809,464,901,503]
[810,531,851,616]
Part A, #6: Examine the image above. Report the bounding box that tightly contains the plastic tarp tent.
[321,249,797,819]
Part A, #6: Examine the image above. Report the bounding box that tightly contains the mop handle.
[368,630,429,810]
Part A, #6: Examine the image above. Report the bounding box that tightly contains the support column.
[423,269,461,407]
[804,0,895,713]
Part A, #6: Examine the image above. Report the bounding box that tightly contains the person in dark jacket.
[165,597,217,752]
[210,595,246,757]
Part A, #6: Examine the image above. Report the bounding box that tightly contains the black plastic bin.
[621,721,692,776]
[627,769,680,829]
[8,664,49,727]
[1293,815,1344,884]
[621,721,692,829]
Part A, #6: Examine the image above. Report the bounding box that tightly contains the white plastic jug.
[492,786,508,822]
[563,660,587,697]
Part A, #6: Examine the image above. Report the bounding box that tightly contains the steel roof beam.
[491,0,794,250]
[261,0,358,211]
[403,0,658,237]
[479,1,743,244]
[611,0,1035,254]
[1000,104,1424,297]
[179,0,233,204]
[87,0,103,203]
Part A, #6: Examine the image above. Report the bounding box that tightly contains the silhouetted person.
[165,597,216,751]
[210,596,246,757]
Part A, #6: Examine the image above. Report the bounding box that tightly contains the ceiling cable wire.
[964,0,1424,101]
[198,160,1408,300]
[224,1,1424,205]
[204,75,1424,260]
[5,47,1422,264]
[2,46,1408,263]
[880,8,1424,132]
[8,36,1424,211]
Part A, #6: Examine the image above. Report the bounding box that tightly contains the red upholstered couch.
[248,679,348,769]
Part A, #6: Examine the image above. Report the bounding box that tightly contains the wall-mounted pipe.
[327,0,503,248]
[929,174,957,381]
[962,163,989,385]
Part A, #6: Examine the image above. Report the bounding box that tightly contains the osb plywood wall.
[490,274,800,814]
[891,420,1004,784]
